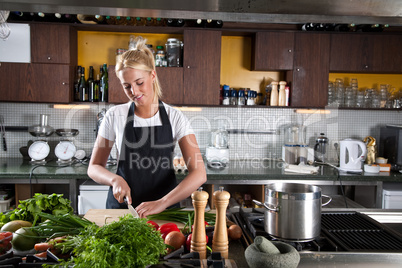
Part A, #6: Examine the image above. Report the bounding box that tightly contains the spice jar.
[155,46,166,67]
[238,89,245,106]
[222,85,230,105]
[230,89,238,105]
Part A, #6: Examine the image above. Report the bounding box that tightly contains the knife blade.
[124,197,139,218]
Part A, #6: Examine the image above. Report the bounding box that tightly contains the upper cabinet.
[252,31,294,71]
[329,33,402,73]
[31,24,77,65]
[0,24,76,103]
[288,32,330,108]
[0,63,71,103]
[183,30,221,105]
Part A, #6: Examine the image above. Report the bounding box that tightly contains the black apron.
[106,101,177,209]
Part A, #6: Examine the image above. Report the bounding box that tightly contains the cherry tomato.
[146,220,159,230]
[158,223,180,240]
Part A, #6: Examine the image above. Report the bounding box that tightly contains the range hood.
[1,0,402,26]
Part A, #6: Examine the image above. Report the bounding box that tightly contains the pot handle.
[322,195,332,206]
[252,199,278,212]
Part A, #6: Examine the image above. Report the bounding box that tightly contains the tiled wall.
[1,102,401,163]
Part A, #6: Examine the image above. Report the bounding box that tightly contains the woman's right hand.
[111,176,131,204]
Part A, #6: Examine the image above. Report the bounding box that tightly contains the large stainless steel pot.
[253,183,331,242]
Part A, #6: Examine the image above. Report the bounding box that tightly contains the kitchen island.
[0,157,401,212]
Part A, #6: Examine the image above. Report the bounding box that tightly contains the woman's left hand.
[135,200,168,218]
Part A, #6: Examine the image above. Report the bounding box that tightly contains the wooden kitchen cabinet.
[287,32,330,107]
[252,31,294,71]
[183,30,221,105]
[329,33,402,73]
[31,24,77,65]
[0,63,72,103]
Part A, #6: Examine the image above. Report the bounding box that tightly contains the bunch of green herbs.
[46,214,166,268]
[0,193,73,227]
[28,212,95,240]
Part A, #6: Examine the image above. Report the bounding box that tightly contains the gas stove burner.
[269,235,315,243]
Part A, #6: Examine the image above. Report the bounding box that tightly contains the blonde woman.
[88,36,206,218]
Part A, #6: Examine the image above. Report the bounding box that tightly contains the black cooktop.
[232,208,402,253]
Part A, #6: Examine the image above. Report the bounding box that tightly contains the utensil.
[0,115,6,151]
[339,139,367,172]
[314,133,328,163]
[28,114,54,137]
[253,183,331,242]
[123,197,139,218]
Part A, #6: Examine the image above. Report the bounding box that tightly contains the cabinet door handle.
[288,49,292,53]
[364,65,369,69]
[186,66,190,69]
[62,82,66,85]
[296,68,300,72]
[47,56,51,60]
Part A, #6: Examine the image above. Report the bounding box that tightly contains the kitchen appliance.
[54,129,79,165]
[282,124,308,165]
[253,183,331,242]
[78,180,109,215]
[314,133,328,163]
[232,207,402,267]
[27,114,54,164]
[339,139,367,172]
[205,126,229,168]
[379,125,402,168]
[382,182,402,209]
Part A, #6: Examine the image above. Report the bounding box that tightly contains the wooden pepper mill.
[212,186,230,259]
[191,187,209,259]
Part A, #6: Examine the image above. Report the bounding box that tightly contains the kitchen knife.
[124,197,139,218]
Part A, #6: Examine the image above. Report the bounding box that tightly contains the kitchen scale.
[27,114,54,165]
[54,129,79,165]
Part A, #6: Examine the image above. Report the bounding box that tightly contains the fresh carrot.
[34,242,52,252]
[34,251,47,258]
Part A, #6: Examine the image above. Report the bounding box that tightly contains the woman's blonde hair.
[115,36,162,100]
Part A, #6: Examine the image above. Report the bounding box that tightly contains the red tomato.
[185,233,208,251]
[146,220,159,230]
[158,223,180,240]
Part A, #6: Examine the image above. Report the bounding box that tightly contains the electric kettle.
[339,139,367,172]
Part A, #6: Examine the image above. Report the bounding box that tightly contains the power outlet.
[331,141,339,150]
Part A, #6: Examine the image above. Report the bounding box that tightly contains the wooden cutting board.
[84,209,186,229]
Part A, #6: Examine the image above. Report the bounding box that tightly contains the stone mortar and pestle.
[245,236,300,268]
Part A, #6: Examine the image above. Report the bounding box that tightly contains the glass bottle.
[94,74,101,101]
[79,67,88,102]
[74,66,82,102]
[105,16,115,25]
[125,16,135,26]
[145,17,154,26]
[100,64,108,102]
[135,17,146,26]
[88,66,98,102]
